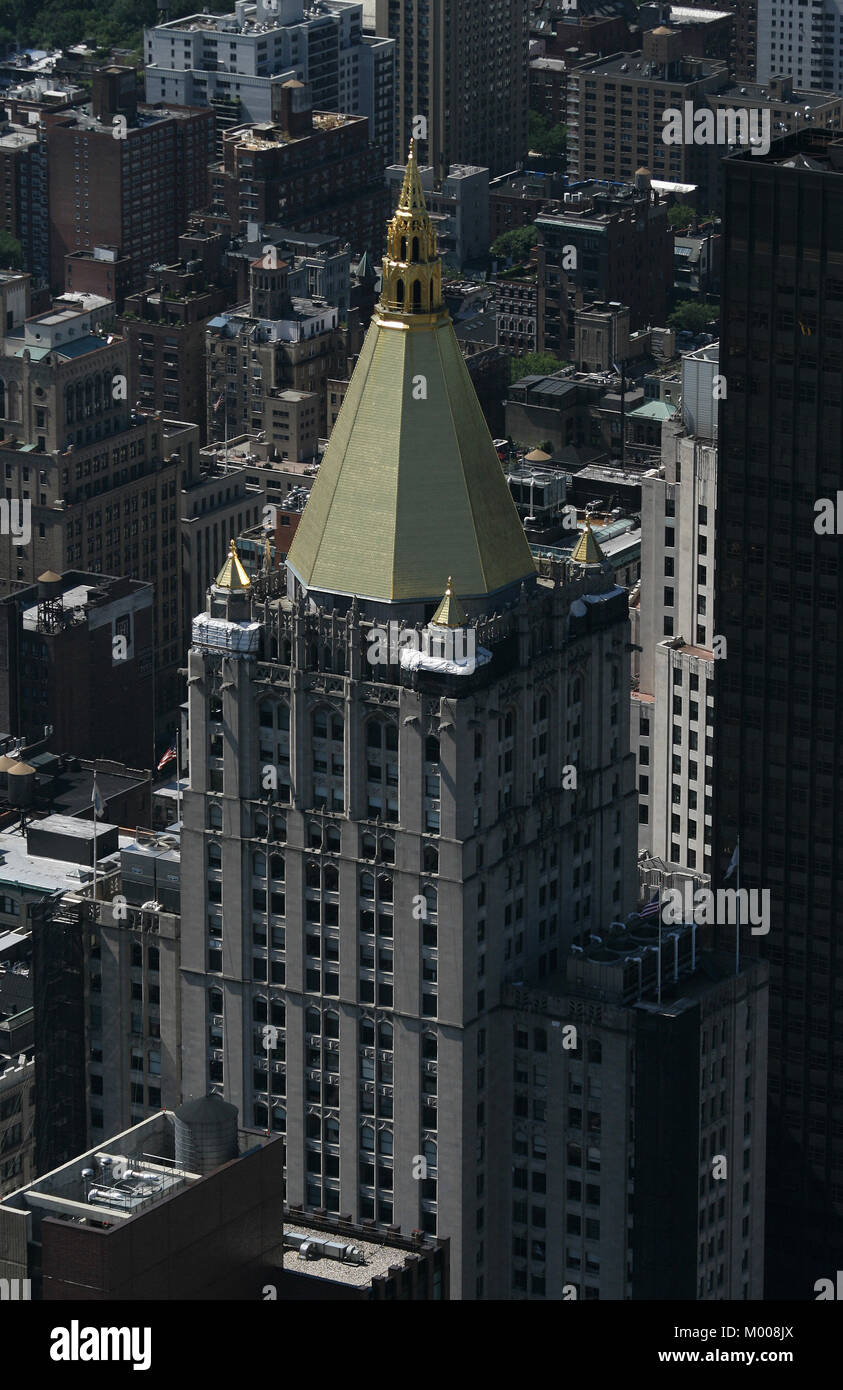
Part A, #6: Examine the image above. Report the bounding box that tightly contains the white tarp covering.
[192,615,262,653]
[400,644,492,676]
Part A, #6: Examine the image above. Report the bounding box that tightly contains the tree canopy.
[491,225,537,264]
[667,203,697,230]
[0,0,229,58]
[528,110,566,158]
[0,231,22,269]
[668,299,718,334]
[509,351,568,383]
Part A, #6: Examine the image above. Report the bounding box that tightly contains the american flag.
[213,393,224,413]
[639,891,661,919]
[157,741,177,773]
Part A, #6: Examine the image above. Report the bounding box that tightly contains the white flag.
[724,844,739,881]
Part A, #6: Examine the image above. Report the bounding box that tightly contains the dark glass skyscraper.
[714,129,843,1297]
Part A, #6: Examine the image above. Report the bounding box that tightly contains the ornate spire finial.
[397,139,428,215]
[214,537,251,590]
[431,575,468,628]
[382,133,443,315]
[571,517,606,567]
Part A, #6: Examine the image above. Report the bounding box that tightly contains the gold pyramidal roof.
[431,577,468,628]
[286,143,535,603]
[571,518,606,566]
[215,539,251,590]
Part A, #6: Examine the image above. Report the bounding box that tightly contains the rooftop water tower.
[174,1094,238,1176]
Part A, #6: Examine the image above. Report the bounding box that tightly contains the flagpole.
[92,766,98,904]
[176,727,183,829]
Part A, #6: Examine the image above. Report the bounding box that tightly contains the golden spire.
[397,137,428,214]
[381,138,443,318]
[571,517,606,567]
[431,576,468,628]
[215,538,251,590]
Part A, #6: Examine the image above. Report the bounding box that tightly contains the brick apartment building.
[46,67,214,292]
[565,36,729,206]
[203,80,389,256]
[118,226,238,442]
[0,123,48,287]
[535,177,673,354]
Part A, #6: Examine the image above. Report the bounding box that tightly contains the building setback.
[277,1207,448,1298]
[713,129,843,1298]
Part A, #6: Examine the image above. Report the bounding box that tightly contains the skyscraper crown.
[286,152,535,605]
